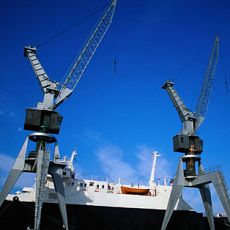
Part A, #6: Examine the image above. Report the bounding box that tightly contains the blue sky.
[0,0,230,213]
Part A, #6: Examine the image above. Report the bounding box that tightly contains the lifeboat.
[120,186,149,195]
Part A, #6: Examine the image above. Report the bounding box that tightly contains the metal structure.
[161,36,230,230]
[149,151,161,188]
[0,1,117,230]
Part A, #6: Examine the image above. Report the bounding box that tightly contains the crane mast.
[162,81,196,135]
[24,46,59,110]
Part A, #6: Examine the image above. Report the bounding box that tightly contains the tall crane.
[161,37,230,230]
[0,1,117,230]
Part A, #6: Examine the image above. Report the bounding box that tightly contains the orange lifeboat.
[120,186,149,195]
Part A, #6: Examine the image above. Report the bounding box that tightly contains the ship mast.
[149,151,161,188]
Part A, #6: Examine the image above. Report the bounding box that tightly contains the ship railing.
[77,176,172,187]
[199,165,223,175]
[78,175,110,183]
[199,165,230,207]
[119,179,149,188]
[155,176,173,186]
[77,176,148,187]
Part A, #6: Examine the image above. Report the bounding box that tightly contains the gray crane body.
[162,81,197,136]
[161,37,230,230]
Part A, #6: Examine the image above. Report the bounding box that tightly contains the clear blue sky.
[0,0,230,213]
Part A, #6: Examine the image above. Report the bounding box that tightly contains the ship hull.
[0,200,229,230]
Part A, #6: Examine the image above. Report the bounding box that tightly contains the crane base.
[161,158,230,230]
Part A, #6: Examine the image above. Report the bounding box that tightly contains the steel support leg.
[212,172,230,222]
[199,184,215,230]
[161,154,230,230]
[0,137,28,207]
[161,158,185,230]
[34,144,50,230]
[49,164,69,230]
[54,142,60,161]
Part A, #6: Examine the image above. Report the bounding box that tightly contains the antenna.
[149,151,161,187]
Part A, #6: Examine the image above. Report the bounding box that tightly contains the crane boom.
[194,36,219,128]
[162,81,196,135]
[24,46,59,109]
[53,0,117,109]
[24,47,59,95]
[162,81,193,123]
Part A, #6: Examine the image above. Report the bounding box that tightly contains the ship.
[0,151,229,230]
[0,1,230,229]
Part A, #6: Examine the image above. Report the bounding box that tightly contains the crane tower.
[161,37,230,230]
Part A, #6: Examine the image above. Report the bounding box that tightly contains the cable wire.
[37,3,107,48]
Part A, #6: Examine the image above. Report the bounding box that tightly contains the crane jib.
[53,0,117,109]
[194,36,219,126]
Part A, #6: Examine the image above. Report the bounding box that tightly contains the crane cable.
[113,16,118,75]
[36,3,108,49]
[219,48,229,93]
[225,77,229,93]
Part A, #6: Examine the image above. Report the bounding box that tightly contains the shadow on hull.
[0,200,229,230]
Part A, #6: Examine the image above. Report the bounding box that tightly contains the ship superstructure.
[5,151,191,211]
[1,150,229,230]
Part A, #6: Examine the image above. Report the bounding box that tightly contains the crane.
[0,1,117,230]
[161,37,230,230]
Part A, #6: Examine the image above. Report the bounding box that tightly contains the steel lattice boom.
[53,0,117,109]
[194,36,219,129]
